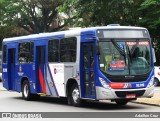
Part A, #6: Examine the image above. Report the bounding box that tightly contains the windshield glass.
[99,39,152,75]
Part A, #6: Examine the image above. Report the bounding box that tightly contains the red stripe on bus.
[109,83,125,89]
[39,67,46,94]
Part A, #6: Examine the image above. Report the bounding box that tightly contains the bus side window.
[3,45,7,63]
[30,42,34,62]
[48,39,59,62]
[18,42,34,63]
[60,37,77,62]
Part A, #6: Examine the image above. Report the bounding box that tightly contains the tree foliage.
[61,0,144,27]
[60,0,160,38]
[140,0,160,29]
[0,0,65,34]
[140,0,160,65]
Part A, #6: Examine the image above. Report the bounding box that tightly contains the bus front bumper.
[96,85,154,100]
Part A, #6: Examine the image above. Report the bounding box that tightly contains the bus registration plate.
[126,94,136,99]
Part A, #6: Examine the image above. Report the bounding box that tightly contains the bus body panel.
[15,64,34,93]
[96,69,154,99]
[96,85,154,100]
[3,43,18,91]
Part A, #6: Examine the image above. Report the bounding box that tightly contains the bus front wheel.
[69,84,82,107]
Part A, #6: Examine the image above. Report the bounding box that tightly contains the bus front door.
[8,48,16,90]
[81,43,96,98]
[35,46,46,94]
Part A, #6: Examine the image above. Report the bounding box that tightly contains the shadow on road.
[13,96,148,111]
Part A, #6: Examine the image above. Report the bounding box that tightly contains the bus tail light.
[158,72,160,76]
[99,77,111,89]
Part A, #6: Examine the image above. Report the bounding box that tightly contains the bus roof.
[3,26,147,43]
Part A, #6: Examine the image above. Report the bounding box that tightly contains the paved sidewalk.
[0,87,6,91]
[0,82,6,91]
[134,93,160,106]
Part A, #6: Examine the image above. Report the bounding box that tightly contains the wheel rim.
[72,88,79,103]
[23,84,29,98]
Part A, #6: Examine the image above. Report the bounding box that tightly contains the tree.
[140,0,160,30]
[140,0,160,65]
[60,0,144,27]
[0,0,65,34]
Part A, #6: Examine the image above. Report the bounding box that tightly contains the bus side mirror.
[96,43,100,55]
[152,48,156,63]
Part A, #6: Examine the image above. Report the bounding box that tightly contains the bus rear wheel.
[115,99,128,106]
[69,84,82,107]
[22,80,34,101]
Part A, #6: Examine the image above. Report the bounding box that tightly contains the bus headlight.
[99,77,111,89]
[147,76,154,88]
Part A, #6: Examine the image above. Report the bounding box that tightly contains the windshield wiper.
[126,39,139,75]
[126,39,139,63]
[111,39,131,75]
[111,39,125,56]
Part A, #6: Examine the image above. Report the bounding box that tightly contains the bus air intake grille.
[115,90,145,98]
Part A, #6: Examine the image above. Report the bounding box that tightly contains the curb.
[0,82,5,91]
[0,87,6,91]
[131,100,160,107]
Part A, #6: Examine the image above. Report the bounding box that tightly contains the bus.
[2,25,155,106]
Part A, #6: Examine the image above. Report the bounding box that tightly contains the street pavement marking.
[38,93,46,96]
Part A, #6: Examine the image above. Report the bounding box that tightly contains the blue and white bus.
[2,25,155,106]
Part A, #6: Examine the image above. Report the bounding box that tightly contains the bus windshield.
[99,39,152,75]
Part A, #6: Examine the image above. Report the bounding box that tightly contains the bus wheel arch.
[66,79,82,106]
[21,77,39,100]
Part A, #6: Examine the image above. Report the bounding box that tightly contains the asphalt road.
[0,82,160,112]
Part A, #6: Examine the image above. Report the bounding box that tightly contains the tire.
[22,80,34,101]
[115,99,128,106]
[154,78,159,86]
[69,83,82,107]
